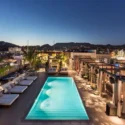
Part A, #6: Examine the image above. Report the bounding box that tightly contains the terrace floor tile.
[0,71,125,125]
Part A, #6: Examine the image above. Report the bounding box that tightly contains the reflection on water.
[45,85,51,89]
[46,89,51,96]
[48,82,52,86]
[40,98,50,109]
[40,88,52,110]
[48,82,60,87]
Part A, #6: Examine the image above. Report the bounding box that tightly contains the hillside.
[0,41,19,51]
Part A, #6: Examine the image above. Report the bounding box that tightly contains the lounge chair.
[0,91,19,106]
[59,68,68,75]
[48,68,58,74]
[17,79,33,86]
[26,76,37,81]
[19,72,37,81]
[2,83,27,94]
[12,74,33,86]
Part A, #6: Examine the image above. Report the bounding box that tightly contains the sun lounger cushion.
[18,80,33,86]
[48,69,52,71]
[0,92,3,97]
[4,86,11,94]
[26,76,37,80]
[10,83,15,88]
[0,94,19,106]
[0,94,19,99]
[48,68,57,73]
[9,86,27,93]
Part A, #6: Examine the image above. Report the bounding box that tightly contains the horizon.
[1,41,125,47]
[0,0,125,45]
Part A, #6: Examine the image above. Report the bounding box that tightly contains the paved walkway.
[0,71,125,125]
[0,72,89,125]
[73,75,125,125]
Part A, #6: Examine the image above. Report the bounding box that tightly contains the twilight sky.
[0,0,125,45]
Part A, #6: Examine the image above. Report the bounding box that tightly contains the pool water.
[26,77,89,120]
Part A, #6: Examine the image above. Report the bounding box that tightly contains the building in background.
[8,47,22,54]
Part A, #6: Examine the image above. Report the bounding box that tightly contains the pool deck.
[0,71,125,125]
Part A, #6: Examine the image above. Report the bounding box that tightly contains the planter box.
[106,102,117,116]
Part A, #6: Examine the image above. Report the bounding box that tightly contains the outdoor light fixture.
[114,63,119,67]
[95,60,100,62]
[10,63,15,66]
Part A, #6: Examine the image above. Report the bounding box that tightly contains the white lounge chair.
[3,84,27,94]
[26,76,37,81]
[9,86,27,94]
[48,68,58,74]
[18,80,33,86]
[0,93,19,106]
[59,68,68,75]
[13,74,33,86]
[19,72,37,81]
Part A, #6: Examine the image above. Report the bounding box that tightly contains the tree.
[56,53,68,70]
[32,56,42,70]
[22,47,40,69]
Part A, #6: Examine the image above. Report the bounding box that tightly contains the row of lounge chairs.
[48,67,68,75]
[0,73,37,106]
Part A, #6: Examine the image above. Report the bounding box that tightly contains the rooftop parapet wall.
[71,51,96,59]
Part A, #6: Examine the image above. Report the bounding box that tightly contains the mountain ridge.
[0,41,19,51]
[1,41,125,51]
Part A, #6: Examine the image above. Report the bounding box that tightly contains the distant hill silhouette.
[0,41,19,51]
[1,41,125,52]
[53,42,125,49]
[25,42,125,52]
[41,44,51,49]
[53,42,91,47]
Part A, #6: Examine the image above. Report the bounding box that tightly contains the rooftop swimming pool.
[26,77,89,120]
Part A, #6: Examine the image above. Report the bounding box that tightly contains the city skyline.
[0,0,125,45]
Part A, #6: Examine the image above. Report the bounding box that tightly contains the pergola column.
[112,83,116,104]
[99,70,103,95]
[117,80,122,117]
[103,72,107,92]
[84,64,87,76]
[69,58,72,70]
[114,79,118,106]
[122,82,125,115]
[90,66,93,85]
[79,61,83,77]
[110,76,118,106]
[48,55,50,68]
[89,66,91,82]
[96,73,99,91]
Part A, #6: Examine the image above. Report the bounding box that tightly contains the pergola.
[80,59,125,117]
[99,67,125,117]
[77,58,95,79]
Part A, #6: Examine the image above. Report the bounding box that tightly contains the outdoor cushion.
[9,86,27,93]
[4,85,12,94]
[26,76,37,80]
[0,94,19,106]
[18,80,33,86]
[10,83,15,88]
[0,92,3,97]
[0,94,19,99]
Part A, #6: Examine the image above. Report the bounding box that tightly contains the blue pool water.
[26,77,89,120]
